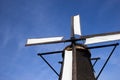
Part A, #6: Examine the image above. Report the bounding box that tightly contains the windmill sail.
[26,36,63,46]
[85,31,120,44]
[72,15,81,36]
[61,50,72,80]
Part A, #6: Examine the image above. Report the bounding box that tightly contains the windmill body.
[25,15,120,80]
[60,44,96,80]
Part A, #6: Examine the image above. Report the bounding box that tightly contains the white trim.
[61,50,72,80]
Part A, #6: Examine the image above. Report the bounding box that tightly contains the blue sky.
[0,0,120,80]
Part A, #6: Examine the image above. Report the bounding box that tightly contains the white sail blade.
[85,33,120,45]
[73,15,81,36]
[61,50,72,80]
[26,36,63,46]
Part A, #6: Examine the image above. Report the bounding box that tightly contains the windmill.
[25,15,120,80]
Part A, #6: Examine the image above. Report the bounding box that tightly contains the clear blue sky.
[0,0,120,80]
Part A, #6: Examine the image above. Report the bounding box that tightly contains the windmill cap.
[62,44,91,58]
[64,44,87,51]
